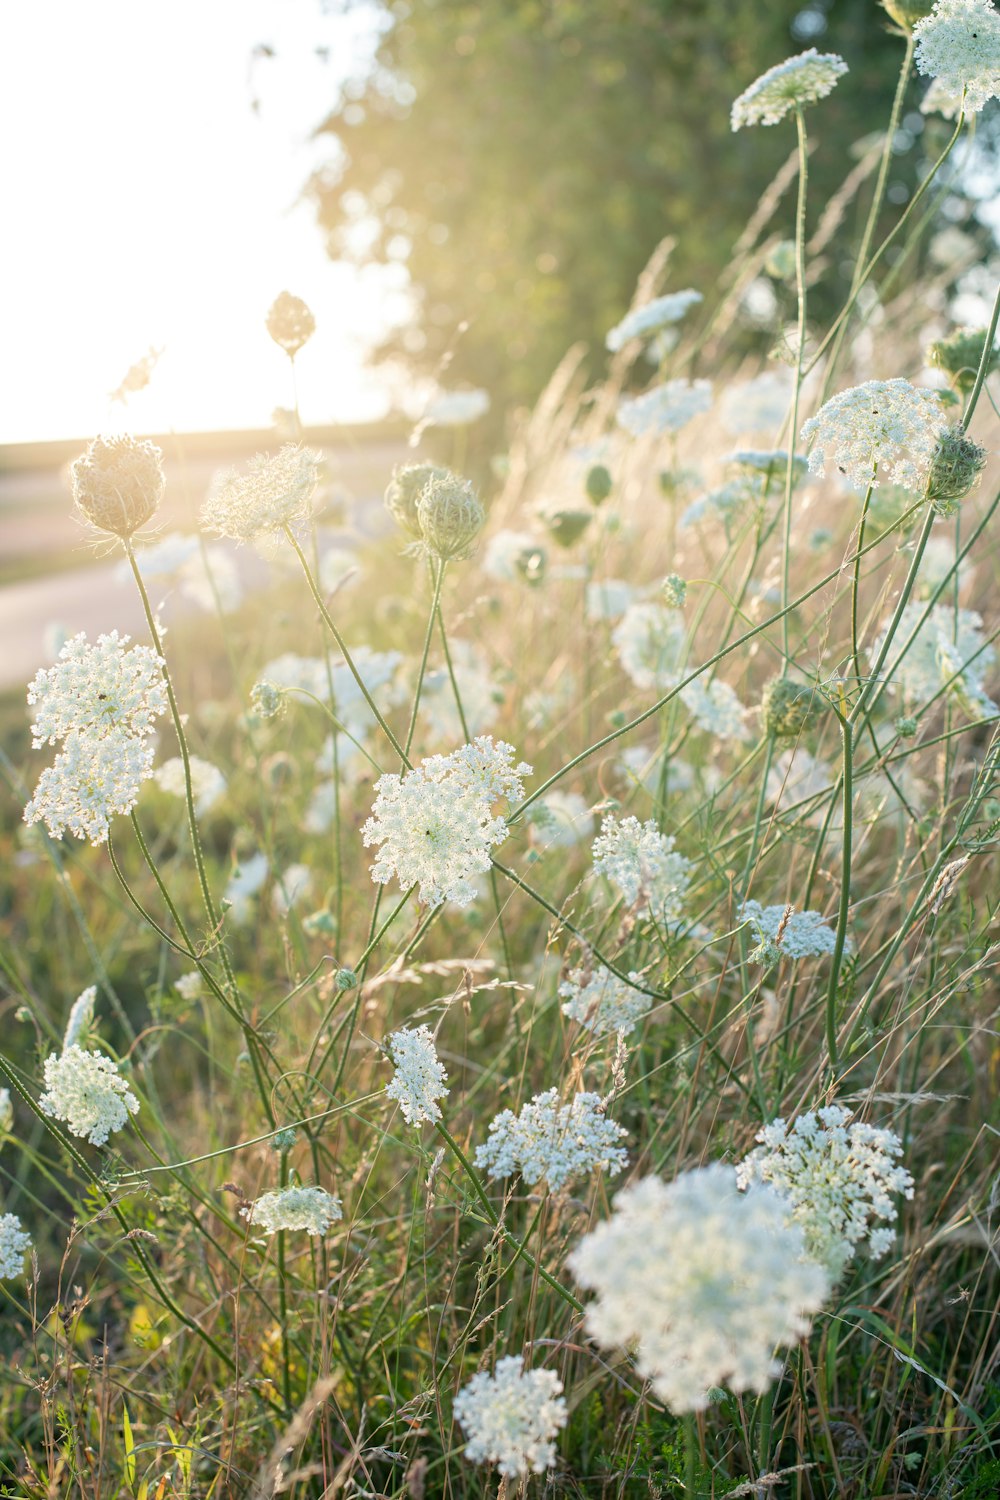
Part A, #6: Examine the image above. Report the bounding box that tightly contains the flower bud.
[335,967,359,991]
[416,472,486,561]
[266,291,315,358]
[926,424,987,516]
[585,464,613,506]
[543,509,592,548]
[271,1127,298,1153]
[71,434,165,539]
[251,680,284,719]
[895,715,918,739]
[760,677,825,739]
[879,0,936,30]
[927,328,998,394]
[384,463,450,541]
[662,573,687,608]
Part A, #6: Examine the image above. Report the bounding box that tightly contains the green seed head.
[926,424,988,516]
[416,472,486,561]
[384,463,451,541]
[760,677,825,739]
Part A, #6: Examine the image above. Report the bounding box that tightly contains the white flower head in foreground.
[612,603,686,692]
[384,1024,450,1125]
[569,1165,830,1412]
[559,964,651,1037]
[201,444,319,544]
[153,756,226,816]
[737,1106,914,1278]
[0,1214,33,1280]
[25,728,157,844]
[914,0,1000,112]
[801,380,947,492]
[592,814,692,926]
[453,1355,567,1479]
[680,677,751,742]
[731,49,848,129]
[739,901,843,961]
[616,378,712,437]
[606,291,703,352]
[870,602,998,718]
[63,986,97,1050]
[27,631,166,747]
[40,1045,139,1145]
[242,1185,342,1236]
[475,1089,628,1192]
[363,737,531,907]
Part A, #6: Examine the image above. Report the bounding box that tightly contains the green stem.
[404,558,446,758]
[277,1151,293,1416]
[851,481,876,689]
[962,275,1000,426]
[825,713,853,1077]
[781,108,809,661]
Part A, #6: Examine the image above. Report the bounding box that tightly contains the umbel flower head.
[760,675,826,738]
[0,1214,33,1281]
[591,813,692,927]
[616,378,712,436]
[568,1164,831,1413]
[731,49,848,130]
[63,986,97,1050]
[453,1356,568,1479]
[474,1089,629,1193]
[383,1024,450,1125]
[71,434,165,539]
[265,290,316,357]
[201,444,319,545]
[926,423,988,515]
[738,901,844,962]
[605,290,703,352]
[416,471,486,561]
[737,1106,915,1278]
[39,1045,139,1145]
[27,630,167,748]
[801,379,947,492]
[363,736,531,907]
[869,601,999,718]
[25,729,157,845]
[559,963,651,1036]
[913,0,1000,113]
[384,462,450,540]
[242,1185,342,1236]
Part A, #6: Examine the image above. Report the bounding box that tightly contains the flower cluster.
[559,964,651,1036]
[869,602,998,718]
[384,1025,450,1125]
[731,50,849,129]
[605,290,702,352]
[201,444,319,544]
[363,737,531,907]
[680,677,750,741]
[914,0,1000,112]
[453,1356,567,1478]
[475,1089,628,1192]
[612,603,686,692]
[737,1107,914,1277]
[616,378,712,436]
[591,814,692,926]
[24,631,167,845]
[738,901,842,961]
[0,1214,32,1280]
[39,1045,140,1145]
[569,1166,830,1412]
[801,379,946,492]
[242,1185,342,1236]
[63,986,97,1049]
[153,756,226,816]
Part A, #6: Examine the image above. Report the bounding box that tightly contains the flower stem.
[781,107,809,662]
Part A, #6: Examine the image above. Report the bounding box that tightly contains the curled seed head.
[416,472,486,561]
[926,424,988,516]
[71,434,165,539]
[384,463,450,541]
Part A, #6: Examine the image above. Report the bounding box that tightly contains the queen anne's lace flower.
[870,602,998,717]
[201,445,319,544]
[606,291,702,352]
[612,603,686,692]
[63,986,97,1049]
[568,1165,831,1413]
[363,737,531,907]
[592,814,692,926]
[801,380,947,492]
[737,1106,914,1277]
[27,631,166,747]
[40,1045,139,1145]
[914,0,1000,111]
[384,1025,449,1125]
[559,964,651,1036]
[153,756,226,815]
[738,901,843,960]
[616,379,712,436]
[680,677,751,741]
[25,728,157,844]
[731,49,849,129]
[0,1088,12,1136]
[475,1089,628,1192]
[453,1356,567,1478]
[242,1185,342,1236]
[0,1214,32,1280]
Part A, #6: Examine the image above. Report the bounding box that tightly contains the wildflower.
[559,965,651,1036]
[153,756,226,816]
[271,863,313,917]
[731,50,848,130]
[568,1165,830,1412]
[738,900,843,961]
[384,462,450,541]
[242,1185,342,1236]
[71,434,165,539]
[727,448,809,482]
[416,472,486,561]
[63,986,97,1050]
[27,631,166,748]
[0,1088,12,1137]
[384,1024,449,1125]
[920,75,967,114]
[265,290,315,357]
[612,603,686,692]
[760,676,826,738]
[720,372,793,434]
[418,644,501,743]
[913,0,1000,112]
[870,602,998,716]
[475,1089,628,1192]
[680,677,750,741]
[0,1214,32,1280]
[528,791,596,848]
[25,728,158,844]
[363,737,531,908]
[453,1356,567,1479]
[926,424,988,515]
[679,475,764,535]
[174,971,203,1000]
[927,326,999,391]
[127,531,200,579]
[616,378,712,436]
[801,380,947,492]
[662,573,687,608]
[605,291,703,352]
[251,680,284,719]
[201,445,319,545]
[424,388,490,426]
[223,852,269,924]
[591,814,692,926]
[586,579,634,622]
[40,1045,139,1145]
[482,528,546,583]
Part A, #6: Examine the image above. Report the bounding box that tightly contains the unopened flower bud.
[765,240,797,280]
[662,573,687,608]
[416,472,486,561]
[271,1127,298,1153]
[895,715,918,739]
[384,463,450,541]
[72,434,165,539]
[585,464,613,506]
[927,327,998,394]
[544,509,592,548]
[926,424,987,516]
[266,291,316,358]
[760,676,825,739]
[335,967,359,991]
[251,680,284,719]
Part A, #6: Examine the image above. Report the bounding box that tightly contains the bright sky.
[1,0,406,444]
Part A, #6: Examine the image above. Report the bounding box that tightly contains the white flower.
[737,1106,915,1278]
[27,631,166,748]
[482,529,545,582]
[592,814,692,926]
[271,863,313,917]
[127,531,200,578]
[679,476,763,535]
[921,76,967,118]
[801,380,947,492]
[417,642,501,743]
[612,603,686,692]
[680,677,751,741]
[559,965,651,1036]
[731,50,848,130]
[0,1088,12,1136]
[63,986,97,1050]
[319,546,361,594]
[475,1089,628,1192]
[616,378,712,436]
[585,579,635,622]
[179,545,243,613]
[424,388,490,426]
[568,1165,831,1412]
[384,1025,449,1125]
[914,0,1000,113]
[363,736,531,907]
[224,852,269,925]
[242,1185,342,1236]
[154,756,226,815]
[0,1214,32,1280]
[40,1045,139,1145]
[720,371,793,435]
[738,900,843,960]
[453,1356,567,1478]
[767,749,838,827]
[606,291,703,352]
[201,445,319,544]
[174,971,204,1001]
[528,791,596,849]
[24,728,157,845]
[870,602,997,716]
